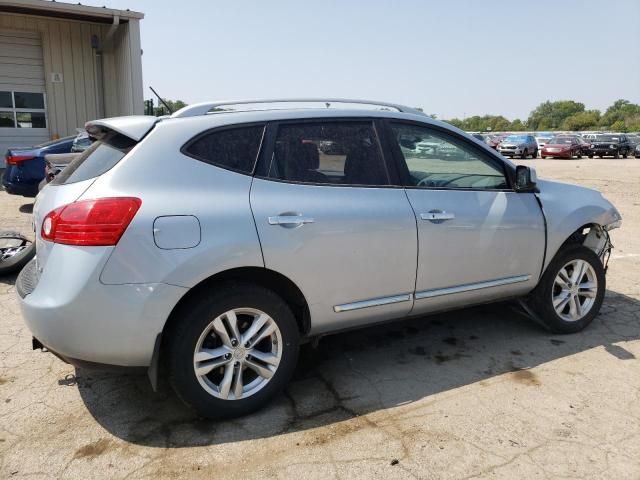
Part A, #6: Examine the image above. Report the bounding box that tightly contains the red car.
[540,136,583,159]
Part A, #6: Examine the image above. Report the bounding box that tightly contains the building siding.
[0,11,142,144]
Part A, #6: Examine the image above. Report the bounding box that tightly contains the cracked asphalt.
[1,158,639,479]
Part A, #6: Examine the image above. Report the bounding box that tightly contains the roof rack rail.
[170,98,426,118]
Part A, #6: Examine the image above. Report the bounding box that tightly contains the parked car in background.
[535,134,555,156]
[2,136,75,197]
[586,134,632,158]
[497,134,538,158]
[627,134,640,153]
[38,153,80,191]
[541,136,583,159]
[471,133,486,142]
[575,136,591,156]
[486,134,504,150]
[17,98,621,419]
[71,131,94,153]
[634,143,640,158]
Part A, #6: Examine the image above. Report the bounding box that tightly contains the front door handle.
[420,210,455,221]
[268,215,315,227]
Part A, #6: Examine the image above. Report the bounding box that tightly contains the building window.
[0,91,47,129]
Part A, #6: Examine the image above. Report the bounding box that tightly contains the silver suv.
[18,99,622,418]
[498,134,539,158]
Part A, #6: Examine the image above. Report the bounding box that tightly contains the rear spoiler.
[85,115,159,142]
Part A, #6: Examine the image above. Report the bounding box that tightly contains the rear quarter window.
[51,132,135,185]
[182,125,265,174]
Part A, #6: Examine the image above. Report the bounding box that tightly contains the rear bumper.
[17,250,187,367]
[31,336,146,373]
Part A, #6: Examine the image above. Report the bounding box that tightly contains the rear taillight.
[6,155,35,165]
[41,197,142,246]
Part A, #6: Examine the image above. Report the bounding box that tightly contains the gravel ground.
[1,158,639,479]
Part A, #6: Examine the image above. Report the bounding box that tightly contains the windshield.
[594,135,619,142]
[549,137,573,144]
[504,135,527,142]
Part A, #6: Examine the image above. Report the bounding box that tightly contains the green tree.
[509,119,525,131]
[599,99,640,130]
[145,98,188,116]
[610,120,627,132]
[561,110,601,131]
[527,100,585,130]
[624,114,640,132]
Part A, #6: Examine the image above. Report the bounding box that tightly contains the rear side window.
[266,121,389,186]
[183,125,265,174]
[52,132,135,185]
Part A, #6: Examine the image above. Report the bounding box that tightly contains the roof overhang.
[0,0,144,24]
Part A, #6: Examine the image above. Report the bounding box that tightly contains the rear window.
[51,131,136,185]
[182,125,265,174]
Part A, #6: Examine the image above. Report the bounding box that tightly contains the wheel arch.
[162,266,312,341]
[542,222,608,276]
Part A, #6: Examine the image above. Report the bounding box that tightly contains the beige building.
[0,0,144,155]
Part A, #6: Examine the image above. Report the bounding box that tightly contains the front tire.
[530,245,605,334]
[168,283,300,419]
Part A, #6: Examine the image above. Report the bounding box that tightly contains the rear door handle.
[420,211,455,221]
[268,215,315,226]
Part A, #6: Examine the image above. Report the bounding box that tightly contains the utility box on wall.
[0,0,144,161]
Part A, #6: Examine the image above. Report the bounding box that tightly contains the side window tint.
[267,122,389,186]
[184,125,265,174]
[391,123,508,190]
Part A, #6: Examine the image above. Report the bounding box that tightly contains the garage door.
[0,28,49,164]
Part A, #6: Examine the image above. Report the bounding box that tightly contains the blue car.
[2,136,75,197]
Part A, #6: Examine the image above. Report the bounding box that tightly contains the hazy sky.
[82,0,640,120]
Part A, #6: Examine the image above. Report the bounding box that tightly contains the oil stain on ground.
[509,365,541,386]
[73,438,112,459]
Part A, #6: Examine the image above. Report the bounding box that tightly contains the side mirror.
[515,165,537,192]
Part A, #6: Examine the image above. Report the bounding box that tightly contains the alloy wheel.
[193,308,283,400]
[552,259,598,322]
[0,236,31,261]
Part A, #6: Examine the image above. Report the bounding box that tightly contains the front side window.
[0,91,47,129]
[391,123,508,190]
[267,121,389,186]
[183,125,265,174]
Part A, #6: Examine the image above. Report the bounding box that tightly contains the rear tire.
[530,245,605,334]
[168,283,300,419]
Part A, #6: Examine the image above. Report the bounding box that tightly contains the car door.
[386,121,545,315]
[250,119,417,335]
